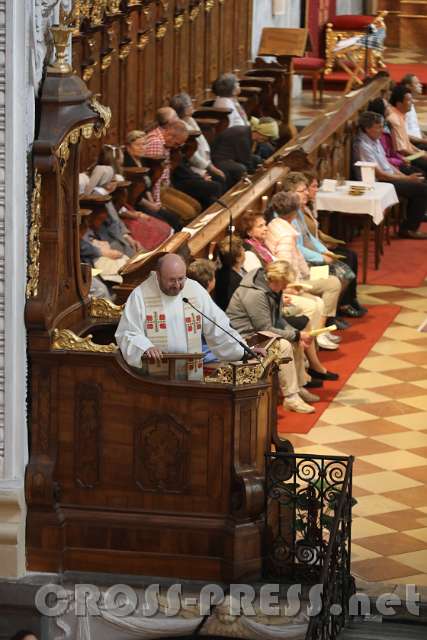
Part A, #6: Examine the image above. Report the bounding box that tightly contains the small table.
[316,181,399,283]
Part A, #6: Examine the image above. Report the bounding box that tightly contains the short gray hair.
[358,111,384,132]
[212,73,238,97]
[170,93,192,119]
[270,191,300,216]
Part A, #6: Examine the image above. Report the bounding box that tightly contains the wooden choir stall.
[24,49,292,581]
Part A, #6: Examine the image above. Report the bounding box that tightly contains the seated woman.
[303,170,367,316]
[265,191,342,353]
[111,183,172,251]
[213,235,246,311]
[169,92,227,187]
[227,260,318,414]
[282,172,356,322]
[123,130,183,231]
[212,73,249,128]
[187,258,219,364]
[84,165,138,256]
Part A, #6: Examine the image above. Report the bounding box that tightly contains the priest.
[115,254,313,412]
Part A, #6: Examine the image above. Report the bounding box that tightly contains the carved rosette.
[205,0,215,12]
[26,171,42,298]
[174,14,185,31]
[155,22,168,40]
[52,328,117,352]
[134,415,190,493]
[137,31,151,50]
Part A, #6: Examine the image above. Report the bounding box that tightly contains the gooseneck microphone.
[182,297,262,364]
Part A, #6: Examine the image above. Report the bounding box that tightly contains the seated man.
[387,84,427,174]
[353,111,427,239]
[210,119,275,186]
[115,254,315,413]
[227,260,322,414]
[400,74,427,151]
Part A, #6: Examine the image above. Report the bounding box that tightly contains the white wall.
[336,0,365,13]
[251,0,302,60]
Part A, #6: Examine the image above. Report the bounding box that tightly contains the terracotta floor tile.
[359,400,424,418]
[372,383,427,399]
[406,527,427,543]
[329,439,395,456]
[352,486,371,498]
[352,459,385,475]
[351,517,396,539]
[387,412,427,431]
[358,450,427,470]
[398,352,427,366]
[391,550,427,574]
[369,509,427,532]
[398,465,427,483]
[351,557,422,582]
[353,494,407,517]
[383,486,427,508]
[386,368,427,382]
[352,471,422,493]
[345,419,410,437]
[373,431,427,450]
[371,291,422,302]
[354,533,426,555]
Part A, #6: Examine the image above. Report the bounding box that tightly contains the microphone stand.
[182,296,263,366]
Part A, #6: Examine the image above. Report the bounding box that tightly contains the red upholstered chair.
[293,55,325,105]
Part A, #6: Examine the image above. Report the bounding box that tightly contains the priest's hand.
[252,346,267,358]
[144,347,164,364]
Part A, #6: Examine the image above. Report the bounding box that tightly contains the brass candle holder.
[48,4,75,74]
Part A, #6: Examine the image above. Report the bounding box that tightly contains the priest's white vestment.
[115,271,245,368]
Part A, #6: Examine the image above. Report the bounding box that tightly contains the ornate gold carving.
[90,297,123,320]
[101,52,113,71]
[138,31,151,50]
[119,43,131,60]
[82,62,97,82]
[205,366,233,384]
[236,364,264,385]
[174,14,185,31]
[52,329,118,353]
[48,5,74,74]
[26,171,42,298]
[205,0,215,12]
[159,0,169,11]
[91,0,108,26]
[90,95,112,135]
[190,4,201,21]
[155,22,168,40]
[106,0,121,15]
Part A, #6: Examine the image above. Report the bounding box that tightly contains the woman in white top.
[212,73,250,128]
[169,92,225,181]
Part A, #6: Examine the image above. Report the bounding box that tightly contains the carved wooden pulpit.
[25,27,290,581]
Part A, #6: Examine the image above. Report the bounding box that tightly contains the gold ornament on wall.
[26,171,42,298]
[90,297,123,320]
[155,22,168,40]
[174,13,185,31]
[52,328,118,353]
[137,31,151,50]
[205,0,216,13]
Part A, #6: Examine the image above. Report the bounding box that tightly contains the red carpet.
[277,304,401,436]
[348,224,427,287]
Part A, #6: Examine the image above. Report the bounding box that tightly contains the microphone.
[182,297,263,365]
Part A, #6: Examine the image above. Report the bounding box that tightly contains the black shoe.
[308,368,339,381]
[305,379,324,389]
[351,300,368,314]
[333,318,350,330]
[339,305,364,318]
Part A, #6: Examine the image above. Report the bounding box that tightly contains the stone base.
[0,482,26,578]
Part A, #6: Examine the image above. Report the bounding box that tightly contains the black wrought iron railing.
[264,452,355,639]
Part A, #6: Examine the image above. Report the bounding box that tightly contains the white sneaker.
[283,395,315,414]
[325,332,341,344]
[299,387,320,403]
[316,334,339,350]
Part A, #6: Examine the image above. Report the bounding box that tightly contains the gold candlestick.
[48,3,75,74]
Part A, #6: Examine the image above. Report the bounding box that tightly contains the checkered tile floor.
[288,283,427,587]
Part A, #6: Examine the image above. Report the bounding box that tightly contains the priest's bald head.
[156,254,187,296]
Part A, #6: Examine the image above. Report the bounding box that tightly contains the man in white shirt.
[354,111,427,239]
[115,254,315,412]
[401,74,427,150]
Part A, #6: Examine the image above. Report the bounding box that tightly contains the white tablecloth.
[315,181,399,225]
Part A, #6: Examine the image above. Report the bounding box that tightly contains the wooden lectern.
[258,28,308,130]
